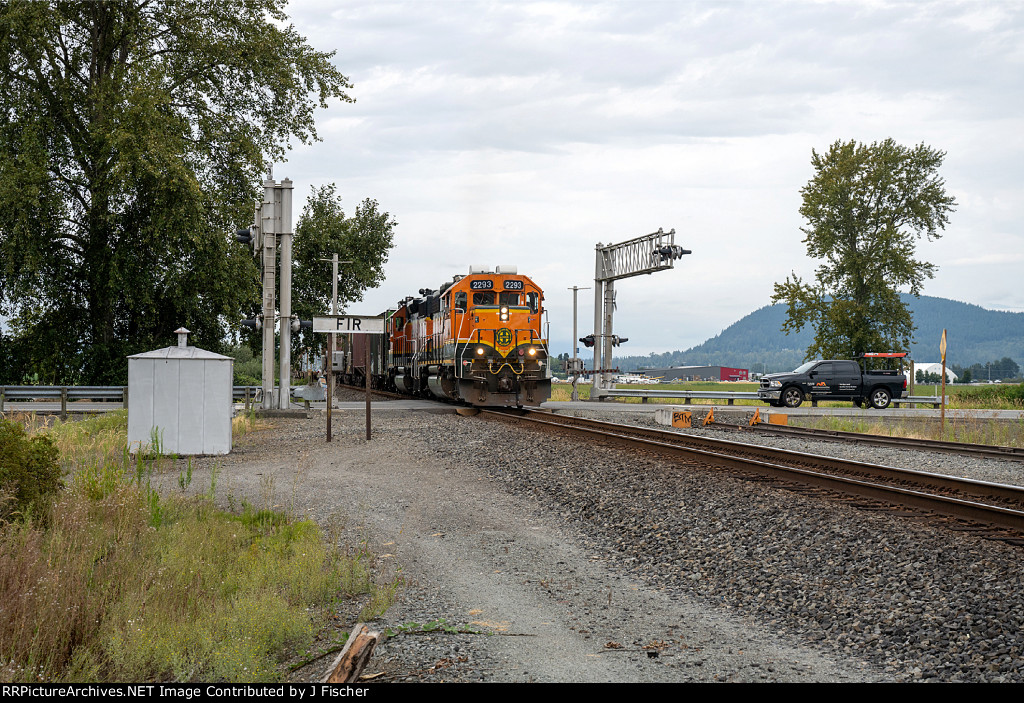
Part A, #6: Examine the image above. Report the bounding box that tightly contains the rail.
[591,387,943,408]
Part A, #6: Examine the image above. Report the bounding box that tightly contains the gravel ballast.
[182,401,1023,683]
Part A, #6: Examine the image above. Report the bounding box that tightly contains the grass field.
[793,413,1024,448]
[551,380,1024,410]
[551,380,1024,446]
[0,411,401,683]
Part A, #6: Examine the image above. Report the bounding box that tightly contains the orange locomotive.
[387,265,551,407]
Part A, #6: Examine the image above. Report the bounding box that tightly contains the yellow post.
[940,329,947,438]
[702,407,715,426]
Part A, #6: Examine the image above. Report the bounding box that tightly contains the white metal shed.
[127,328,233,455]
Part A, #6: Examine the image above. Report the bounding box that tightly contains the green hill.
[618,295,1024,374]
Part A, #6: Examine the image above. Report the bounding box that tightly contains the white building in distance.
[914,362,958,383]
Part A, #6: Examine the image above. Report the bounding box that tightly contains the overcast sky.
[279,0,1024,357]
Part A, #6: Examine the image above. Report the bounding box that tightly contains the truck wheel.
[782,386,803,408]
[870,388,891,410]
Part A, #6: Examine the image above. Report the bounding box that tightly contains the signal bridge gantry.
[590,228,690,393]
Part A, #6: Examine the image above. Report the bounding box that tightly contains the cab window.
[526,292,539,313]
[472,291,494,305]
[453,292,467,311]
[499,292,520,306]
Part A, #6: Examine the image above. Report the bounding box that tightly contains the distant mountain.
[617,295,1024,374]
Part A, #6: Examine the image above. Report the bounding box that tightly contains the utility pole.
[257,173,295,410]
[239,170,296,411]
[277,178,294,410]
[568,285,590,402]
[260,178,277,410]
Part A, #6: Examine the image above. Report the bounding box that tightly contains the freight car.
[333,322,393,390]
[333,265,551,407]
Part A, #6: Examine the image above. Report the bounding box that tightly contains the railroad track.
[480,408,1024,545]
[711,420,1024,462]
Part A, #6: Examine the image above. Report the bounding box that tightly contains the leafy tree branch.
[772,138,956,361]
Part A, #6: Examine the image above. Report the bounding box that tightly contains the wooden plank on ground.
[323,622,381,684]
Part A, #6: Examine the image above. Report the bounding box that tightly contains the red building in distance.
[640,365,749,382]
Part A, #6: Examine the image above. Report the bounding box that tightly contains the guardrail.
[0,385,270,416]
[1,386,125,401]
[890,396,945,409]
[592,387,943,408]
[0,384,946,415]
[593,388,760,405]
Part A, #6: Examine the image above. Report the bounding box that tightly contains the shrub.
[0,419,62,521]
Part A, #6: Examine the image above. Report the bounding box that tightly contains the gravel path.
[180,400,1023,683]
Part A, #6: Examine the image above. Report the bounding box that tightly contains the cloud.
[280,0,1024,356]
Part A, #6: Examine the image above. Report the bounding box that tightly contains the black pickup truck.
[758,353,908,409]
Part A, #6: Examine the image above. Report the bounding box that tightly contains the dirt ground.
[171,405,881,683]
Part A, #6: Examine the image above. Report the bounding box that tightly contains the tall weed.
[0,410,403,683]
[799,413,1024,448]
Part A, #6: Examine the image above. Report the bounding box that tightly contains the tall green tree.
[290,184,397,356]
[0,0,352,383]
[772,138,956,361]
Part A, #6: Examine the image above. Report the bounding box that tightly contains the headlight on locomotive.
[476,347,486,356]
